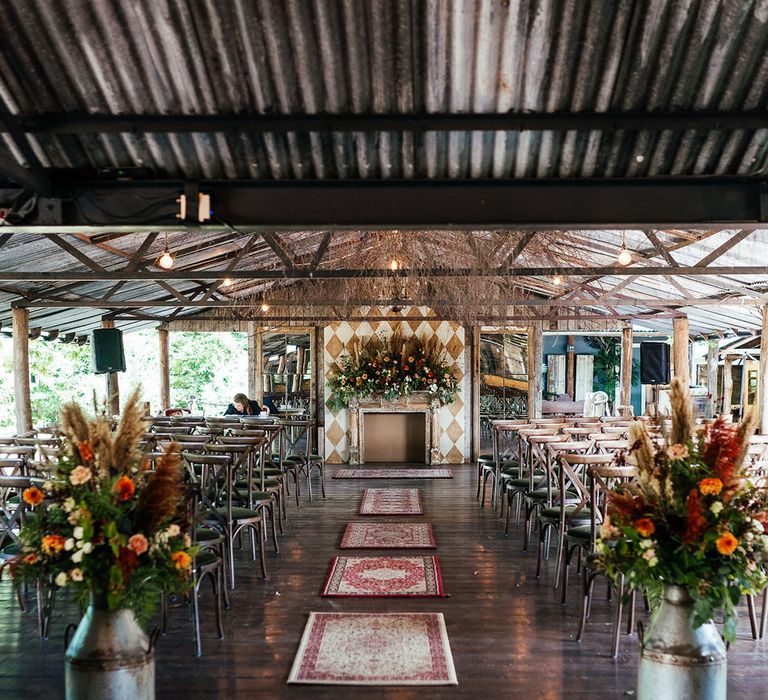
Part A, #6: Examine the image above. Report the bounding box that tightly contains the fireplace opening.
[363,412,426,463]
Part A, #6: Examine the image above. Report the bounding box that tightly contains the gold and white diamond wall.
[324,308,466,464]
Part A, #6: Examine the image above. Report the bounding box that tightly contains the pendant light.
[157,232,175,270]
[617,231,632,266]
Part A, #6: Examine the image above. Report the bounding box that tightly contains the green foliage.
[583,336,640,399]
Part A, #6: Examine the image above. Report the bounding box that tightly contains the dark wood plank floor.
[1,464,767,699]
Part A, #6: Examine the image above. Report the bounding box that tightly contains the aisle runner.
[288,612,458,685]
[334,469,452,479]
[322,556,444,597]
[359,488,423,515]
[340,522,436,549]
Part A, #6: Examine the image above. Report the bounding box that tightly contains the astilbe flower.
[703,418,743,486]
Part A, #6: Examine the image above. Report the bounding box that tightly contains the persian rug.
[288,612,458,685]
[358,488,423,515]
[321,556,444,597]
[334,468,453,479]
[340,522,436,549]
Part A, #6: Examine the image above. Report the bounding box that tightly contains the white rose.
[55,572,68,587]
[640,539,653,549]
[67,512,79,525]
[81,542,93,554]
[64,538,75,551]
[71,549,83,564]
[710,501,724,515]
[746,532,754,541]
[70,568,84,582]
[62,497,75,513]
[752,519,765,534]
[167,524,181,538]
[73,526,84,540]
[43,481,53,491]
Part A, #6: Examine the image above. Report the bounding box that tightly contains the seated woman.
[224,392,262,416]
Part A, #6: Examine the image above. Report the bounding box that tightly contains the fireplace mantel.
[348,392,441,465]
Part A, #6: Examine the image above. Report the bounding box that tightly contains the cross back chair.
[278,419,324,503]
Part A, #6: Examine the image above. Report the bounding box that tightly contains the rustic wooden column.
[470,326,480,462]
[158,326,170,411]
[566,334,575,400]
[619,323,633,411]
[101,319,120,416]
[255,328,264,404]
[761,306,768,433]
[12,307,32,434]
[722,355,733,417]
[247,321,257,400]
[528,322,543,419]
[672,316,690,386]
[706,338,719,418]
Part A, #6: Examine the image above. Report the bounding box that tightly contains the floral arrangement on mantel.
[327,331,460,411]
[597,378,768,640]
[12,390,195,622]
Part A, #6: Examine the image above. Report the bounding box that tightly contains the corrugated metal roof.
[2,0,768,180]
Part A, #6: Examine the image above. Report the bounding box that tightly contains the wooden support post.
[528,322,543,419]
[255,328,264,404]
[471,326,480,462]
[761,306,768,433]
[247,321,257,400]
[672,316,690,386]
[12,307,32,434]
[101,319,120,416]
[722,356,733,418]
[566,334,575,400]
[619,323,633,411]
[158,326,170,411]
[706,338,719,418]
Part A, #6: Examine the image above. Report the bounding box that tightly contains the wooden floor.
[2,464,768,699]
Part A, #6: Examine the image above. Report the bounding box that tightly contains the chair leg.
[319,463,326,498]
[576,571,596,642]
[480,471,489,506]
[504,490,512,536]
[192,574,203,657]
[748,594,759,640]
[227,531,236,590]
[553,529,566,589]
[275,491,284,534]
[760,585,768,639]
[612,575,625,659]
[627,589,637,635]
[269,502,279,553]
[476,463,482,499]
[213,568,224,640]
[560,544,574,605]
[258,525,267,579]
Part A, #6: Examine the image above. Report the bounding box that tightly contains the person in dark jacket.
[224,392,263,416]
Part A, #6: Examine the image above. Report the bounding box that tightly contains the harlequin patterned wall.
[323,308,466,464]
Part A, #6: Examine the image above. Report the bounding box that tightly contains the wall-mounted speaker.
[92,328,126,374]
[640,342,670,384]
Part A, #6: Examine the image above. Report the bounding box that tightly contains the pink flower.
[127,533,149,555]
[69,466,92,486]
[667,443,689,460]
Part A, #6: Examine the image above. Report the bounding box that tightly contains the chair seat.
[210,506,262,523]
[195,549,220,568]
[478,453,494,461]
[196,527,224,543]
[235,479,280,489]
[0,543,21,559]
[540,504,590,522]
[307,454,323,462]
[565,524,592,542]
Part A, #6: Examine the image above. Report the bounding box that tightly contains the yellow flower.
[171,551,191,570]
[699,477,723,496]
[22,486,44,507]
[716,531,738,556]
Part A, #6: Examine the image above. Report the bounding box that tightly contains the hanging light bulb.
[157,232,175,269]
[389,258,400,271]
[617,231,632,266]
[553,275,563,285]
[157,250,175,269]
[617,248,633,266]
[222,277,233,287]
[260,302,270,313]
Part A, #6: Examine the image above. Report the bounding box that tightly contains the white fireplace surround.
[348,392,442,465]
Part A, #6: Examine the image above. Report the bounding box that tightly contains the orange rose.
[41,534,66,555]
[699,478,723,496]
[716,531,738,556]
[23,553,39,564]
[171,550,191,570]
[78,441,94,461]
[22,486,44,507]
[634,518,656,537]
[112,476,136,502]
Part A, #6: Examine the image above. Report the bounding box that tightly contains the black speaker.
[640,342,670,384]
[92,328,126,374]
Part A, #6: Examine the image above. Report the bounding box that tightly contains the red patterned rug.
[359,488,423,515]
[322,556,444,597]
[288,612,458,685]
[340,522,436,549]
[334,468,452,479]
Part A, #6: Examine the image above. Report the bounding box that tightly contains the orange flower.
[112,476,135,502]
[699,478,723,496]
[78,441,94,461]
[634,518,655,537]
[716,531,738,556]
[41,534,66,555]
[22,486,44,507]
[23,553,39,564]
[171,550,191,570]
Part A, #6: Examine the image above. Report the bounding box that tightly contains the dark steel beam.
[0,103,52,195]
[3,264,768,282]
[11,110,768,134]
[50,178,768,228]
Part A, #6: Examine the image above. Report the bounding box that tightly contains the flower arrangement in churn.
[327,330,460,410]
[597,378,768,640]
[12,390,196,622]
